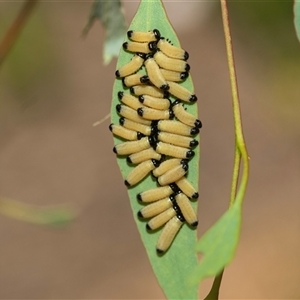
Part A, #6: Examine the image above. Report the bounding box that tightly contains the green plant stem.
[220,0,249,208]
[0,0,39,68]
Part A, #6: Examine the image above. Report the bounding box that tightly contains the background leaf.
[84,0,127,65]
[110,0,200,298]
[294,0,300,43]
[189,201,242,285]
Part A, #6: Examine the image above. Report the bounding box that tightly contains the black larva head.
[126,156,133,164]
[163,91,170,98]
[190,127,200,135]
[138,95,145,103]
[127,30,133,39]
[169,109,175,119]
[189,139,199,147]
[180,72,189,80]
[183,51,189,61]
[151,159,161,168]
[113,146,117,154]
[160,83,170,91]
[172,99,182,107]
[176,212,186,223]
[115,70,121,78]
[136,52,146,59]
[137,132,145,140]
[182,161,189,172]
[116,104,122,113]
[122,42,129,50]
[156,248,164,254]
[137,107,144,117]
[191,221,199,228]
[124,180,131,187]
[191,192,199,200]
[169,183,179,193]
[148,135,157,148]
[118,91,124,100]
[189,94,198,103]
[153,29,161,40]
[129,86,135,94]
[186,150,195,159]
[137,193,142,201]
[137,210,144,219]
[121,77,127,87]
[140,75,150,84]
[148,41,158,51]
[119,117,125,125]
[146,223,153,231]
[185,63,191,72]
[108,123,113,132]
[195,119,202,129]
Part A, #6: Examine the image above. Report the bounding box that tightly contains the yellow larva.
[118,92,142,110]
[137,184,178,203]
[153,50,190,73]
[159,69,189,82]
[115,53,146,78]
[144,57,169,91]
[175,193,198,227]
[154,141,195,159]
[149,38,189,60]
[167,81,197,103]
[146,207,176,231]
[116,104,151,125]
[175,177,199,199]
[157,131,198,148]
[138,95,171,110]
[122,74,149,88]
[119,117,153,136]
[127,29,161,42]
[113,136,154,156]
[156,215,184,254]
[137,196,174,219]
[123,41,152,54]
[152,158,182,178]
[124,159,160,187]
[126,148,162,164]
[137,107,174,120]
[172,100,202,128]
[130,85,169,98]
[157,162,188,186]
[156,120,199,136]
[109,124,144,141]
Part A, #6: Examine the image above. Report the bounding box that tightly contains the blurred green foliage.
[0,7,57,101]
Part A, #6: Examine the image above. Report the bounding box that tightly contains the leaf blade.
[110,0,200,298]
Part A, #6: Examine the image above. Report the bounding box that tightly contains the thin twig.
[0,0,39,68]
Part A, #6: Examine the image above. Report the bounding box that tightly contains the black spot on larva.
[169,109,174,119]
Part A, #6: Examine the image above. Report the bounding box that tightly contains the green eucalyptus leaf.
[189,201,242,286]
[0,197,75,227]
[110,0,200,299]
[84,0,127,65]
[294,0,300,43]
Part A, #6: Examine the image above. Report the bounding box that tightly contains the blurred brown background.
[0,1,300,299]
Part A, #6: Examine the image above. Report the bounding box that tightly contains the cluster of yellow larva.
[110,29,202,253]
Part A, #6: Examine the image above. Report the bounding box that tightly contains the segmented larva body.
[111,28,202,253]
